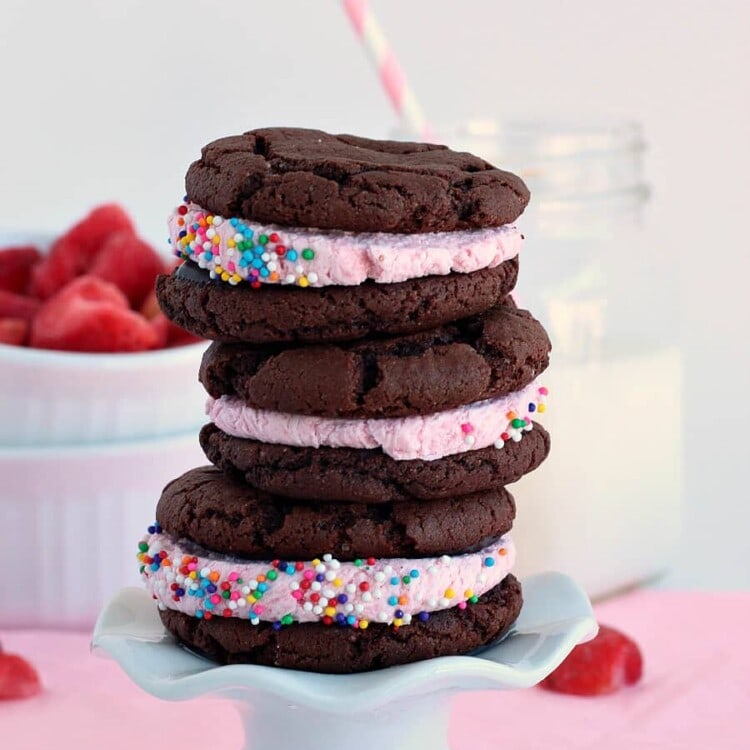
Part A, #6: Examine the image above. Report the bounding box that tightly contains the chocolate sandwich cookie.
[200,421,550,503]
[185,128,530,234]
[134,124,548,676]
[199,303,550,418]
[156,467,516,560]
[159,575,522,673]
[156,258,519,344]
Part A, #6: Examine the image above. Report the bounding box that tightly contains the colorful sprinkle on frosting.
[167,201,525,289]
[170,202,317,288]
[482,384,548,450]
[138,534,516,629]
[207,380,548,462]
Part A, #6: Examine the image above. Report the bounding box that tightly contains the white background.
[1,1,748,588]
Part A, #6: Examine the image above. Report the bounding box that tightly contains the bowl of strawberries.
[0,204,209,628]
[0,204,208,446]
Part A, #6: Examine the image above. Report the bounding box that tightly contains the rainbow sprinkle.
[137,534,513,630]
[462,385,548,449]
[169,202,317,288]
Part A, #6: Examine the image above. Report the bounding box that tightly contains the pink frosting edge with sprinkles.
[168,202,523,288]
[206,380,548,461]
[139,532,515,629]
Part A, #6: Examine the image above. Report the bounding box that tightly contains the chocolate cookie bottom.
[200,421,550,503]
[159,574,522,673]
[156,258,519,344]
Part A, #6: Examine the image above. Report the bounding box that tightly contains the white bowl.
[0,342,209,446]
[0,230,209,446]
[0,432,206,628]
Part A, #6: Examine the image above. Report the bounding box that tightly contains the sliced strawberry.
[150,313,170,348]
[149,313,203,348]
[30,275,158,353]
[167,324,203,348]
[90,231,165,309]
[140,290,161,320]
[0,652,42,701]
[29,204,134,299]
[0,246,42,294]
[539,624,643,696]
[0,318,29,346]
[41,275,129,309]
[149,312,202,348]
[36,305,160,353]
[0,290,41,321]
[28,236,81,300]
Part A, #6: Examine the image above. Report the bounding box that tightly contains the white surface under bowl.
[0,431,205,628]
[0,230,209,446]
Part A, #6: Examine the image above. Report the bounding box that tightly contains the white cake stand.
[92,572,595,750]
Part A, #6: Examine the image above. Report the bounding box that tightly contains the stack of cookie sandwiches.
[138,128,551,673]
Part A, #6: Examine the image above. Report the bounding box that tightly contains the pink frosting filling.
[168,202,523,288]
[206,380,546,461]
[140,534,515,627]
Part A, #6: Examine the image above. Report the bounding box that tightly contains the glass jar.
[397,120,681,598]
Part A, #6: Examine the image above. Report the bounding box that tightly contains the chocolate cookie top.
[156,466,516,560]
[185,128,530,234]
[200,304,550,418]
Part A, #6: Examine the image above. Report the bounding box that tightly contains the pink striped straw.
[342,0,434,140]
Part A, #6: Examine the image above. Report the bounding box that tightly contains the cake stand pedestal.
[235,696,450,750]
[93,573,595,750]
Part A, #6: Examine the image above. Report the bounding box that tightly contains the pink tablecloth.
[1,590,749,750]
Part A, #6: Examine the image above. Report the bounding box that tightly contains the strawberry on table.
[0,246,42,294]
[0,290,41,321]
[0,318,29,346]
[29,204,134,299]
[0,647,42,701]
[539,624,643,696]
[30,275,159,353]
[90,231,165,309]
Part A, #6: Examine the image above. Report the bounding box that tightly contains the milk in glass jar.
[400,120,681,597]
